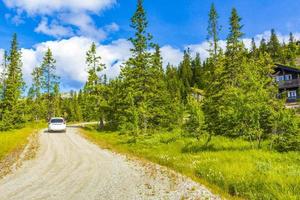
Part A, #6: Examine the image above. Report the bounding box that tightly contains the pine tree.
[53,84,61,117]
[267,29,282,63]
[249,38,259,58]
[28,66,45,121]
[178,49,193,100]
[117,0,178,132]
[148,44,180,128]
[184,95,206,140]
[259,38,268,54]
[40,48,59,120]
[84,42,107,128]
[207,3,221,56]
[1,34,25,130]
[224,8,246,86]
[191,53,202,88]
[165,64,182,101]
[285,32,298,66]
[204,8,246,139]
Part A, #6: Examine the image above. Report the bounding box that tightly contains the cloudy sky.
[1,0,300,91]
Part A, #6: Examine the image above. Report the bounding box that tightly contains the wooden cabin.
[273,64,300,103]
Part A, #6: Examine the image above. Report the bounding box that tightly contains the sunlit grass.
[0,123,44,161]
[81,127,300,200]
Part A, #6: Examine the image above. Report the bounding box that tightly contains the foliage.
[40,48,60,119]
[0,34,25,130]
[183,95,206,140]
[113,0,181,133]
[82,42,107,128]
[82,127,300,200]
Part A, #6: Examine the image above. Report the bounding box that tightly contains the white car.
[48,117,67,133]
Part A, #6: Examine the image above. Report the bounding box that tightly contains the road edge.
[0,129,40,180]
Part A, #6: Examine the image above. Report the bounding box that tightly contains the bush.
[183,95,206,139]
[270,109,300,152]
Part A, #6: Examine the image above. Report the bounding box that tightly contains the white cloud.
[104,22,120,32]
[160,45,183,67]
[0,49,6,75]
[16,37,131,91]
[35,18,74,38]
[3,0,117,40]
[60,13,107,41]
[3,0,116,15]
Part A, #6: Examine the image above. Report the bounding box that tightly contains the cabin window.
[288,90,297,98]
[285,74,292,80]
[276,75,284,82]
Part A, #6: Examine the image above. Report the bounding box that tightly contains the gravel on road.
[0,127,221,200]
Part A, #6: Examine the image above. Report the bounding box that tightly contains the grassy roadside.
[80,127,300,200]
[0,123,44,163]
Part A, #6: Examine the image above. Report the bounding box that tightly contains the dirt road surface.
[0,127,220,200]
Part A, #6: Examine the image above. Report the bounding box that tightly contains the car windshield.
[50,119,64,123]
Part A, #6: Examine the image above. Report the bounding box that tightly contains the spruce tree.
[29,66,45,120]
[267,29,282,63]
[178,49,193,100]
[249,38,258,58]
[207,3,221,56]
[285,32,298,66]
[259,38,268,54]
[1,34,25,130]
[84,42,107,128]
[204,8,246,138]
[53,84,61,117]
[118,0,178,132]
[40,48,59,120]
[224,8,246,85]
[191,53,202,88]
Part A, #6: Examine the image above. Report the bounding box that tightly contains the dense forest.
[1,0,300,152]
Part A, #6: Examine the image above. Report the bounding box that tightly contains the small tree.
[184,95,206,141]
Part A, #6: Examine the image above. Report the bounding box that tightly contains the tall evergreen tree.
[267,29,282,63]
[224,8,245,86]
[259,38,268,54]
[53,84,61,117]
[207,3,221,56]
[40,48,59,120]
[191,53,202,88]
[285,32,298,66]
[249,38,259,58]
[178,49,193,100]
[117,0,178,132]
[84,42,107,128]
[29,66,45,120]
[1,34,25,130]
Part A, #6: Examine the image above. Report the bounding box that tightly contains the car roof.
[50,117,64,120]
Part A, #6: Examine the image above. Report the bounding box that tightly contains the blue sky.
[0,0,300,91]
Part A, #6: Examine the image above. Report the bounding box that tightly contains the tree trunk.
[99,116,104,130]
[204,134,212,147]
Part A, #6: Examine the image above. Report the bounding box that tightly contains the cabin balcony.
[286,96,300,103]
[278,78,300,89]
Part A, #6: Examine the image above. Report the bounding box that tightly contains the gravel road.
[0,127,220,200]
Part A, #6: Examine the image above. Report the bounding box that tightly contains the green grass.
[81,127,300,200]
[0,123,44,161]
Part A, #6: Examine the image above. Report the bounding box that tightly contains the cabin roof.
[274,63,300,73]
